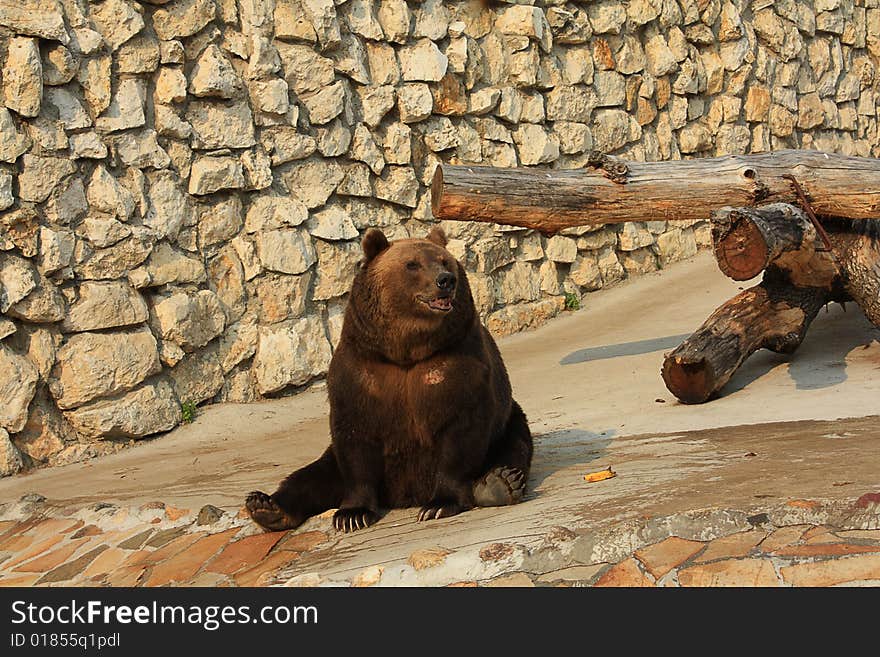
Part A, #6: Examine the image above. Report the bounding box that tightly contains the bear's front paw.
[333,507,379,533]
[473,467,526,507]
[245,491,299,532]
[417,501,465,522]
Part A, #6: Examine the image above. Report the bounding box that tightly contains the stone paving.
[2,492,879,587]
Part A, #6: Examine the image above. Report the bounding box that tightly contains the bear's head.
[345,227,476,363]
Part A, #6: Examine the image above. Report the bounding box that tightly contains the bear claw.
[333,508,379,533]
[417,502,464,522]
[472,466,527,507]
[245,491,298,532]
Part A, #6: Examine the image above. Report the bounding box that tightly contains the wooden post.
[431,150,880,233]
[661,203,880,404]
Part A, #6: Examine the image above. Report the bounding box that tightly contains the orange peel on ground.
[583,467,616,483]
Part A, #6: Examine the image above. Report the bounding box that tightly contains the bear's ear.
[426,226,448,248]
[362,228,390,262]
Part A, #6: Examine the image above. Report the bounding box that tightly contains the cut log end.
[430,165,444,219]
[661,356,715,405]
[712,212,770,281]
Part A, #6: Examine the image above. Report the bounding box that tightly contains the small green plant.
[563,292,580,311]
[181,400,197,424]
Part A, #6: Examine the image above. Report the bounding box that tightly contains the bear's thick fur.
[246,227,533,532]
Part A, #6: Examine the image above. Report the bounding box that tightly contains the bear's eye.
[441,259,450,268]
[406,261,420,271]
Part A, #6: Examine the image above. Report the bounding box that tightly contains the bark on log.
[662,204,852,404]
[431,150,880,233]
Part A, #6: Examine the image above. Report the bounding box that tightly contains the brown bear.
[245,227,533,532]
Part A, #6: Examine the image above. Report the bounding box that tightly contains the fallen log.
[431,150,880,233]
[661,202,880,404]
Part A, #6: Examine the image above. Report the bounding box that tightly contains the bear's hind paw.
[333,507,379,533]
[245,491,299,532]
[473,467,526,507]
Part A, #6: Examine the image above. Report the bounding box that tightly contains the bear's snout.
[436,272,456,293]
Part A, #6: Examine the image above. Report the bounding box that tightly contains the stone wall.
[1,0,880,475]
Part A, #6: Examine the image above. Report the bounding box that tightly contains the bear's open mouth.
[419,295,453,312]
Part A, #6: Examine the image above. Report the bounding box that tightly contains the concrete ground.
[2,251,880,587]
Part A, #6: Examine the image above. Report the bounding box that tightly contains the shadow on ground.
[724,304,880,396]
[528,428,614,492]
[559,334,692,366]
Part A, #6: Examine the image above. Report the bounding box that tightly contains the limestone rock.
[0,172,11,210]
[74,230,155,280]
[0,0,69,43]
[75,216,131,249]
[245,194,308,232]
[78,55,112,115]
[69,132,107,159]
[87,165,135,220]
[256,229,317,275]
[111,129,171,169]
[546,86,596,122]
[144,170,190,240]
[377,0,410,44]
[357,84,396,128]
[588,1,627,34]
[96,78,146,133]
[186,99,255,149]
[513,124,559,165]
[90,0,144,51]
[128,241,206,289]
[151,290,226,352]
[0,428,24,476]
[494,261,540,304]
[116,33,160,74]
[198,195,243,248]
[275,0,317,42]
[277,43,335,95]
[50,327,161,410]
[248,78,290,115]
[153,0,216,40]
[414,0,449,41]
[10,388,75,464]
[41,44,78,85]
[545,236,577,263]
[252,272,310,323]
[400,39,448,82]
[207,247,246,323]
[592,109,640,152]
[63,378,182,440]
[0,108,31,162]
[7,275,66,323]
[61,281,148,333]
[3,37,42,117]
[0,343,39,432]
[301,0,341,49]
[263,127,316,165]
[18,154,76,203]
[397,83,433,122]
[301,80,346,125]
[189,156,246,195]
[307,206,358,241]
[37,226,75,276]
[312,239,359,300]
[374,165,419,208]
[281,158,344,209]
[189,44,242,99]
[253,316,332,394]
[155,67,187,104]
[170,349,224,405]
[679,122,713,153]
